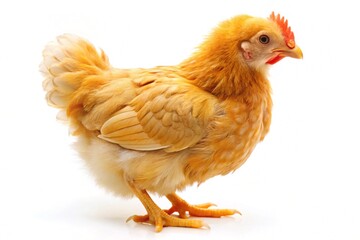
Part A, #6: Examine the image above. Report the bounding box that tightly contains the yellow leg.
[166,193,241,218]
[126,182,208,232]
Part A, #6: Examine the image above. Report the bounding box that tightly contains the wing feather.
[99,74,218,152]
[103,124,144,138]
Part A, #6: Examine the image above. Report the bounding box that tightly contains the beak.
[267,45,303,65]
[283,45,303,59]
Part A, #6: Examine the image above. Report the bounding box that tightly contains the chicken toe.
[166,193,241,218]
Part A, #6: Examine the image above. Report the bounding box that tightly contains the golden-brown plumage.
[41,12,302,232]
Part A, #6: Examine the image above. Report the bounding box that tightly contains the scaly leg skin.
[126,182,209,232]
[166,193,241,218]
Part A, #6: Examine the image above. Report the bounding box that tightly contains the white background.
[1,0,359,239]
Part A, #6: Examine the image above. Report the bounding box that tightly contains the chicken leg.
[126,181,208,232]
[127,182,240,232]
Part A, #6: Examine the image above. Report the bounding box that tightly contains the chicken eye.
[259,35,270,44]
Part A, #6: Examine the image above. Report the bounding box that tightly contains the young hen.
[41,12,302,232]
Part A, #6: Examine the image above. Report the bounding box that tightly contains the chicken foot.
[165,193,241,218]
[126,182,208,232]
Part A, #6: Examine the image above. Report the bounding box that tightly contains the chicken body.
[41,13,302,231]
[69,65,271,197]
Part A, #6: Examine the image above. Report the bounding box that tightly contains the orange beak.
[266,45,303,65]
[283,45,303,59]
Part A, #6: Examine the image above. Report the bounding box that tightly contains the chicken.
[40,12,302,232]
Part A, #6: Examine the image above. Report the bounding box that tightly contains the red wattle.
[266,55,285,65]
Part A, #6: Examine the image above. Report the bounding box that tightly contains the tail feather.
[40,34,110,111]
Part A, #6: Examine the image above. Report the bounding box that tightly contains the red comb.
[269,12,295,49]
